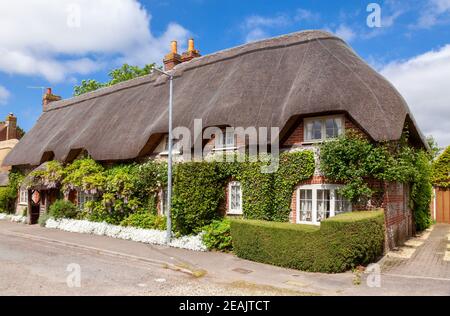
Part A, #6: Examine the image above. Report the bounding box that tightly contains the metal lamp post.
[153,68,173,244]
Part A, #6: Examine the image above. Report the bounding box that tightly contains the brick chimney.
[5,113,17,140]
[42,88,62,111]
[163,41,182,71]
[181,38,201,62]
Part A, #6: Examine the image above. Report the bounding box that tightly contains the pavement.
[0,220,449,296]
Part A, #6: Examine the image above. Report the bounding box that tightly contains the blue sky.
[0,0,449,147]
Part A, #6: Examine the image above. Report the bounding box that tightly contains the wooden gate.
[434,188,450,224]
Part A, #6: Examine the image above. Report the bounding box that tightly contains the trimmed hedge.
[231,210,385,273]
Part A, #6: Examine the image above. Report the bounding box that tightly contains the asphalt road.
[0,225,309,296]
[1,220,449,296]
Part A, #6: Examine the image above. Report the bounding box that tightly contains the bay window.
[296,184,351,225]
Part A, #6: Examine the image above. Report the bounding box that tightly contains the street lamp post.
[153,68,173,244]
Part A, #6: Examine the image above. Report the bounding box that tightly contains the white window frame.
[214,129,237,151]
[296,184,351,225]
[77,191,94,210]
[160,135,182,156]
[19,189,28,205]
[303,115,344,143]
[227,181,243,215]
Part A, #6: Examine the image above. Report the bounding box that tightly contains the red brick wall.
[382,182,413,249]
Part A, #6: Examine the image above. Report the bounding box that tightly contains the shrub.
[0,171,24,214]
[38,213,52,227]
[432,146,450,188]
[231,211,385,273]
[172,162,223,235]
[48,200,78,219]
[202,219,232,251]
[120,212,166,230]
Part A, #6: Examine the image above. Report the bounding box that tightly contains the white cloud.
[417,0,450,28]
[242,9,320,43]
[0,86,11,105]
[0,0,190,82]
[245,28,269,43]
[380,45,450,147]
[332,24,356,42]
[295,9,320,22]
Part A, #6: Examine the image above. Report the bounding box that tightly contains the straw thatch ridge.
[3,30,427,167]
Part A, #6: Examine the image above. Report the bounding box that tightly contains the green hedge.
[231,210,385,273]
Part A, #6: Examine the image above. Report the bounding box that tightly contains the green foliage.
[120,212,166,230]
[432,146,450,188]
[73,79,105,96]
[412,151,433,231]
[231,211,385,273]
[172,162,223,235]
[133,160,168,213]
[320,134,433,231]
[48,199,78,219]
[38,213,52,227]
[272,151,316,221]
[0,170,24,213]
[427,136,442,160]
[25,160,65,189]
[73,63,157,96]
[62,158,105,193]
[202,219,232,252]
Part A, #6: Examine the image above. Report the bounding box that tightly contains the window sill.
[159,150,181,156]
[212,147,237,152]
[227,210,243,215]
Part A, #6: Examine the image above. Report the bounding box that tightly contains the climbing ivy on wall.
[21,151,316,234]
[320,133,433,231]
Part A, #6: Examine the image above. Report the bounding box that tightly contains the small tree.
[432,146,450,188]
[73,63,157,96]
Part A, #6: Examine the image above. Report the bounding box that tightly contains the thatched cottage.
[3,30,428,248]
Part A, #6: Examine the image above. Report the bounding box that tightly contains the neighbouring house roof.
[3,30,427,167]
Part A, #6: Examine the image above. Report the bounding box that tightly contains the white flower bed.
[45,218,207,252]
[0,213,28,224]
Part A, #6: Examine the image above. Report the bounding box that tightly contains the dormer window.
[214,129,236,150]
[160,135,182,156]
[304,116,343,143]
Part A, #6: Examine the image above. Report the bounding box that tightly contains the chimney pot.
[188,38,195,52]
[171,41,178,54]
[42,87,62,111]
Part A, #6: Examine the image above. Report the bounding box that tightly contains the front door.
[30,190,41,224]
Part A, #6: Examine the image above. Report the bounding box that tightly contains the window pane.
[317,189,330,222]
[306,120,322,141]
[299,189,313,222]
[226,131,235,147]
[229,183,242,213]
[325,118,343,139]
[335,192,351,215]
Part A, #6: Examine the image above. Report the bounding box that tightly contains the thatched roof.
[3,30,427,167]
